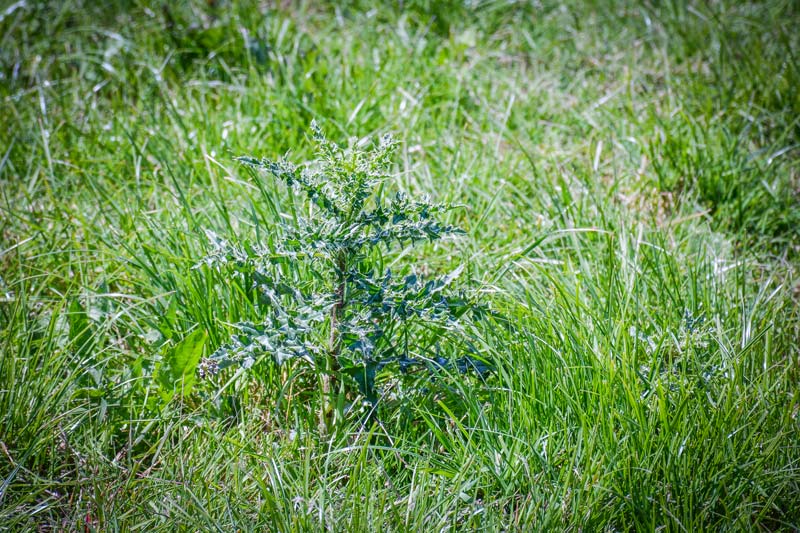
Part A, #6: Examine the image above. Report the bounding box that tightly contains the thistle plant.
[199,122,486,426]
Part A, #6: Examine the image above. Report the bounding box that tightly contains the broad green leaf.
[156,329,207,402]
[68,299,94,357]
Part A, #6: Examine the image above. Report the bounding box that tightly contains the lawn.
[1,0,799,530]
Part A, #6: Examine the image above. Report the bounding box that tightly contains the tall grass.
[1,0,798,529]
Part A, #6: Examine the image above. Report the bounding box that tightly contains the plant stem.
[321,252,346,432]
[329,252,347,362]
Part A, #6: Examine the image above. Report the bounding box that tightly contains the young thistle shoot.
[200,122,482,405]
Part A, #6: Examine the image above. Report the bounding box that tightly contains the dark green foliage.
[200,122,483,407]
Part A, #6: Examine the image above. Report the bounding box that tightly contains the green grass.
[1,0,799,530]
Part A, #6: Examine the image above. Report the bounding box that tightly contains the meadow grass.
[1,0,799,530]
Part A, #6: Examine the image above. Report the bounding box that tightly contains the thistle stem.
[329,252,347,361]
[320,252,346,432]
